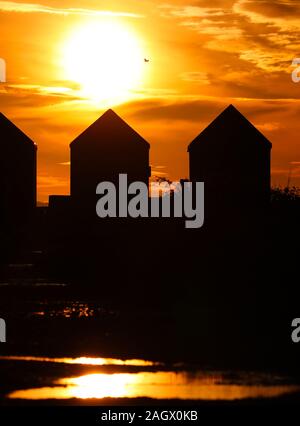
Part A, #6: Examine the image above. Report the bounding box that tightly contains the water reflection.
[0,355,157,367]
[29,301,114,318]
[8,371,300,401]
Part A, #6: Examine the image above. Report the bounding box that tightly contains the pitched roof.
[0,112,36,147]
[188,104,272,151]
[70,109,149,149]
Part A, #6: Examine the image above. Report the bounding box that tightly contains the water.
[0,275,299,404]
[1,355,299,402]
[0,355,158,367]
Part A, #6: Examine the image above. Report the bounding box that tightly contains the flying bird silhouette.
[144,58,150,63]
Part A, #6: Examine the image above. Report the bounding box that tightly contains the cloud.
[7,83,81,97]
[159,1,300,76]
[119,98,300,141]
[151,170,168,177]
[234,0,300,31]
[122,97,226,122]
[0,82,83,110]
[272,165,300,179]
[181,20,243,39]
[256,122,281,131]
[160,4,226,18]
[151,164,168,177]
[37,174,69,189]
[180,71,210,84]
[239,50,294,72]
[0,1,142,17]
[234,0,300,21]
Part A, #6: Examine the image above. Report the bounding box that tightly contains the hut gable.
[188,104,272,207]
[0,112,37,223]
[0,112,36,148]
[70,109,151,206]
[188,104,272,153]
[70,109,149,150]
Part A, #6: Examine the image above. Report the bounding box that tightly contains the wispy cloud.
[0,1,142,18]
[1,82,83,105]
[239,50,293,72]
[160,4,226,18]
[37,174,69,189]
[181,20,243,39]
[160,1,299,75]
[180,72,210,85]
[234,0,300,29]
[7,83,78,96]
[256,122,281,132]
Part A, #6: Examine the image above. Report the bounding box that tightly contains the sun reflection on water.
[8,371,300,401]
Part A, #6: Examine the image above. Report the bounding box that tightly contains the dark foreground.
[1,196,300,407]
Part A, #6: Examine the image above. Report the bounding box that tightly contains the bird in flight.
[144,58,150,63]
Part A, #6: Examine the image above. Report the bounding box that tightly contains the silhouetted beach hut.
[70,109,150,210]
[0,112,37,225]
[188,105,272,208]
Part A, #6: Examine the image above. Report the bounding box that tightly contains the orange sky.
[0,0,300,202]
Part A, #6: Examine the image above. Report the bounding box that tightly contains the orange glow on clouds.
[0,0,300,201]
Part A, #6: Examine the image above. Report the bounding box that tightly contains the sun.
[62,21,144,105]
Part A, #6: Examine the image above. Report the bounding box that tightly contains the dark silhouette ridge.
[0,112,37,227]
[188,104,272,210]
[70,109,150,213]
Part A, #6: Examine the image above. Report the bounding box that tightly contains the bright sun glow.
[62,21,144,105]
